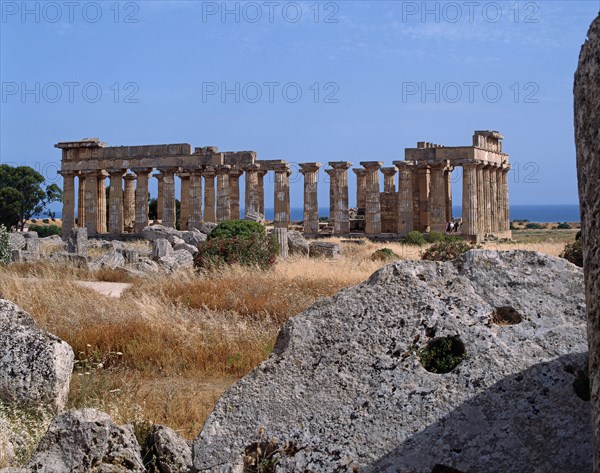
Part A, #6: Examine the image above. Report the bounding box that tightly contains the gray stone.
[147,425,193,473]
[0,299,73,412]
[193,251,590,472]
[575,12,600,470]
[23,232,39,254]
[7,234,25,252]
[272,228,288,257]
[141,225,183,242]
[173,243,198,255]
[244,212,264,224]
[158,250,194,272]
[48,252,89,269]
[136,258,160,273]
[287,230,310,256]
[67,228,88,257]
[153,239,172,259]
[309,241,341,258]
[168,235,185,247]
[95,250,125,270]
[26,409,144,472]
[181,230,207,247]
[119,249,140,265]
[40,235,63,244]
[0,417,15,467]
[10,250,22,263]
[198,222,217,235]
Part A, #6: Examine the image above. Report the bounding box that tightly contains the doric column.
[216,165,231,223]
[228,168,243,220]
[353,168,367,213]
[445,168,453,222]
[381,167,397,193]
[483,164,492,234]
[123,173,136,230]
[476,165,485,235]
[430,162,448,233]
[272,228,288,257]
[203,166,217,223]
[179,173,191,230]
[325,169,336,225]
[394,161,414,236]
[132,168,151,233]
[257,169,267,216]
[286,169,292,226]
[160,168,177,229]
[83,171,99,236]
[108,169,125,236]
[330,161,352,235]
[244,164,260,216]
[502,165,511,232]
[77,175,86,228]
[299,163,321,237]
[273,164,290,229]
[61,172,76,239]
[418,165,431,232]
[462,163,479,238]
[188,170,203,230]
[361,161,382,235]
[490,165,498,233]
[97,173,107,233]
[154,173,164,221]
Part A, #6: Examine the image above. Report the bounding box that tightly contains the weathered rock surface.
[146,425,193,473]
[141,225,183,242]
[287,230,310,256]
[575,12,600,469]
[7,234,25,252]
[159,250,194,272]
[25,409,144,472]
[168,235,185,246]
[173,242,198,255]
[0,417,15,467]
[181,230,207,247]
[94,250,125,270]
[309,241,341,258]
[22,232,39,254]
[67,228,88,256]
[47,252,89,269]
[136,258,160,273]
[153,239,172,259]
[0,300,73,412]
[193,251,591,472]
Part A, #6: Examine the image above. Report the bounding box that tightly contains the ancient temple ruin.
[57,130,511,242]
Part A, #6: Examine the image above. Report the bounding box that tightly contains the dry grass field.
[0,228,579,459]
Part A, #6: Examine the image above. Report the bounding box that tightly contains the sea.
[261,205,581,223]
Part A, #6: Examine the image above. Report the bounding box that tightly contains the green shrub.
[557,222,572,230]
[421,239,475,262]
[194,233,279,270]
[417,336,466,374]
[208,220,266,241]
[425,231,446,243]
[560,240,583,267]
[404,231,426,246]
[0,225,10,265]
[371,248,400,262]
[525,222,543,229]
[28,224,61,238]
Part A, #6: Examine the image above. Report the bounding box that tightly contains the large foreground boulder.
[25,409,144,472]
[193,251,591,472]
[0,300,73,412]
[575,12,600,468]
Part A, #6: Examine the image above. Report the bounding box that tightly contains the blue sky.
[1,0,599,213]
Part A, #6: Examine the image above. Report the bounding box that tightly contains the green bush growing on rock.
[404,231,427,246]
[28,224,61,238]
[560,240,583,267]
[421,239,475,262]
[417,336,466,374]
[0,225,10,265]
[371,248,400,262]
[195,221,278,270]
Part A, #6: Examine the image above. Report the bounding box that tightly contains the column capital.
[299,162,322,173]
[131,167,152,176]
[360,161,383,171]
[107,168,126,176]
[202,166,216,178]
[380,167,397,177]
[58,170,79,177]
[257,169,268,178]
[123,172,137,181]
[352,168,367,176]
[324,168,336,177]
[228,168,244,178]
[273,163,290,174]
[157,167,179,175]
[243,163,260,173]
[393,160,415,170]
[329,161,352,171]
[153,173,164,181]
[216,165,232,175]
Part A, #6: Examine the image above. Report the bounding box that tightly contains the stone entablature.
[57,130,511,242]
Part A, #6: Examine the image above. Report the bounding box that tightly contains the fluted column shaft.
[418,166,431,232]
[108,170,125,235]
[257,170,266,216]
[244,165,260,216]
[430,163,447,233]
[161,169,177,229]
[84,172,99,236]
[155,174,164,221]
[216,166,231,223]
[229,169,243,220]
[325,169,336,225]
[188,171,203,230]
[483,165,492,234]
[445,169,453,222]
[330,162,351,235]
[353,168,367,213]
[381,167,397,193]
[490,166,498,232]
[61,172,76,239]
[123,173,136,230]
[462,163,479,237]
[274,165,290,229]
[300,163,321,237]
[97,174,107,233]
[502,167,510,231]
[203,167,216,223]
[395,162,414,236]
[361,162,382,235]
[77,175,86,228]
[180,174,191,230]
[133,168,151,233]
[476,165,485,235]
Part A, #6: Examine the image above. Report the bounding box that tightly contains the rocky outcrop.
[309,241,341,258]
[146,425,193,473]
[0,300,73,412]
[25,409,144,472]
[575,13,600,469]
[193,251,590,472]
[287,230,310,256]
[7,234,25,252]
[141,225,183,242]
[93,249,125,270]
[67,228,88,257]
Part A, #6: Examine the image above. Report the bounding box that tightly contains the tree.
[0,165,62,231]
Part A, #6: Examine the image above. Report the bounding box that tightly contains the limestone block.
[309,241,342,259]
[193,251,590,472]
[141,225,183,242]
[136,258,160,274]
[10,250,22,263]
[287,231,310,257]
[173,243,199,255]
[272,228,288,257]
[0,299,74,412]
[7,234,25,252]
[152,239,172,260]
[23,232,39,254]
[168,235,185,247]
[25,409,144,472]
[119,249,140,265]
[158,250,194,272]
[146,425,193,473]
[66,228,88,257]
[94,250,125,270]
[181,230,207,247]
